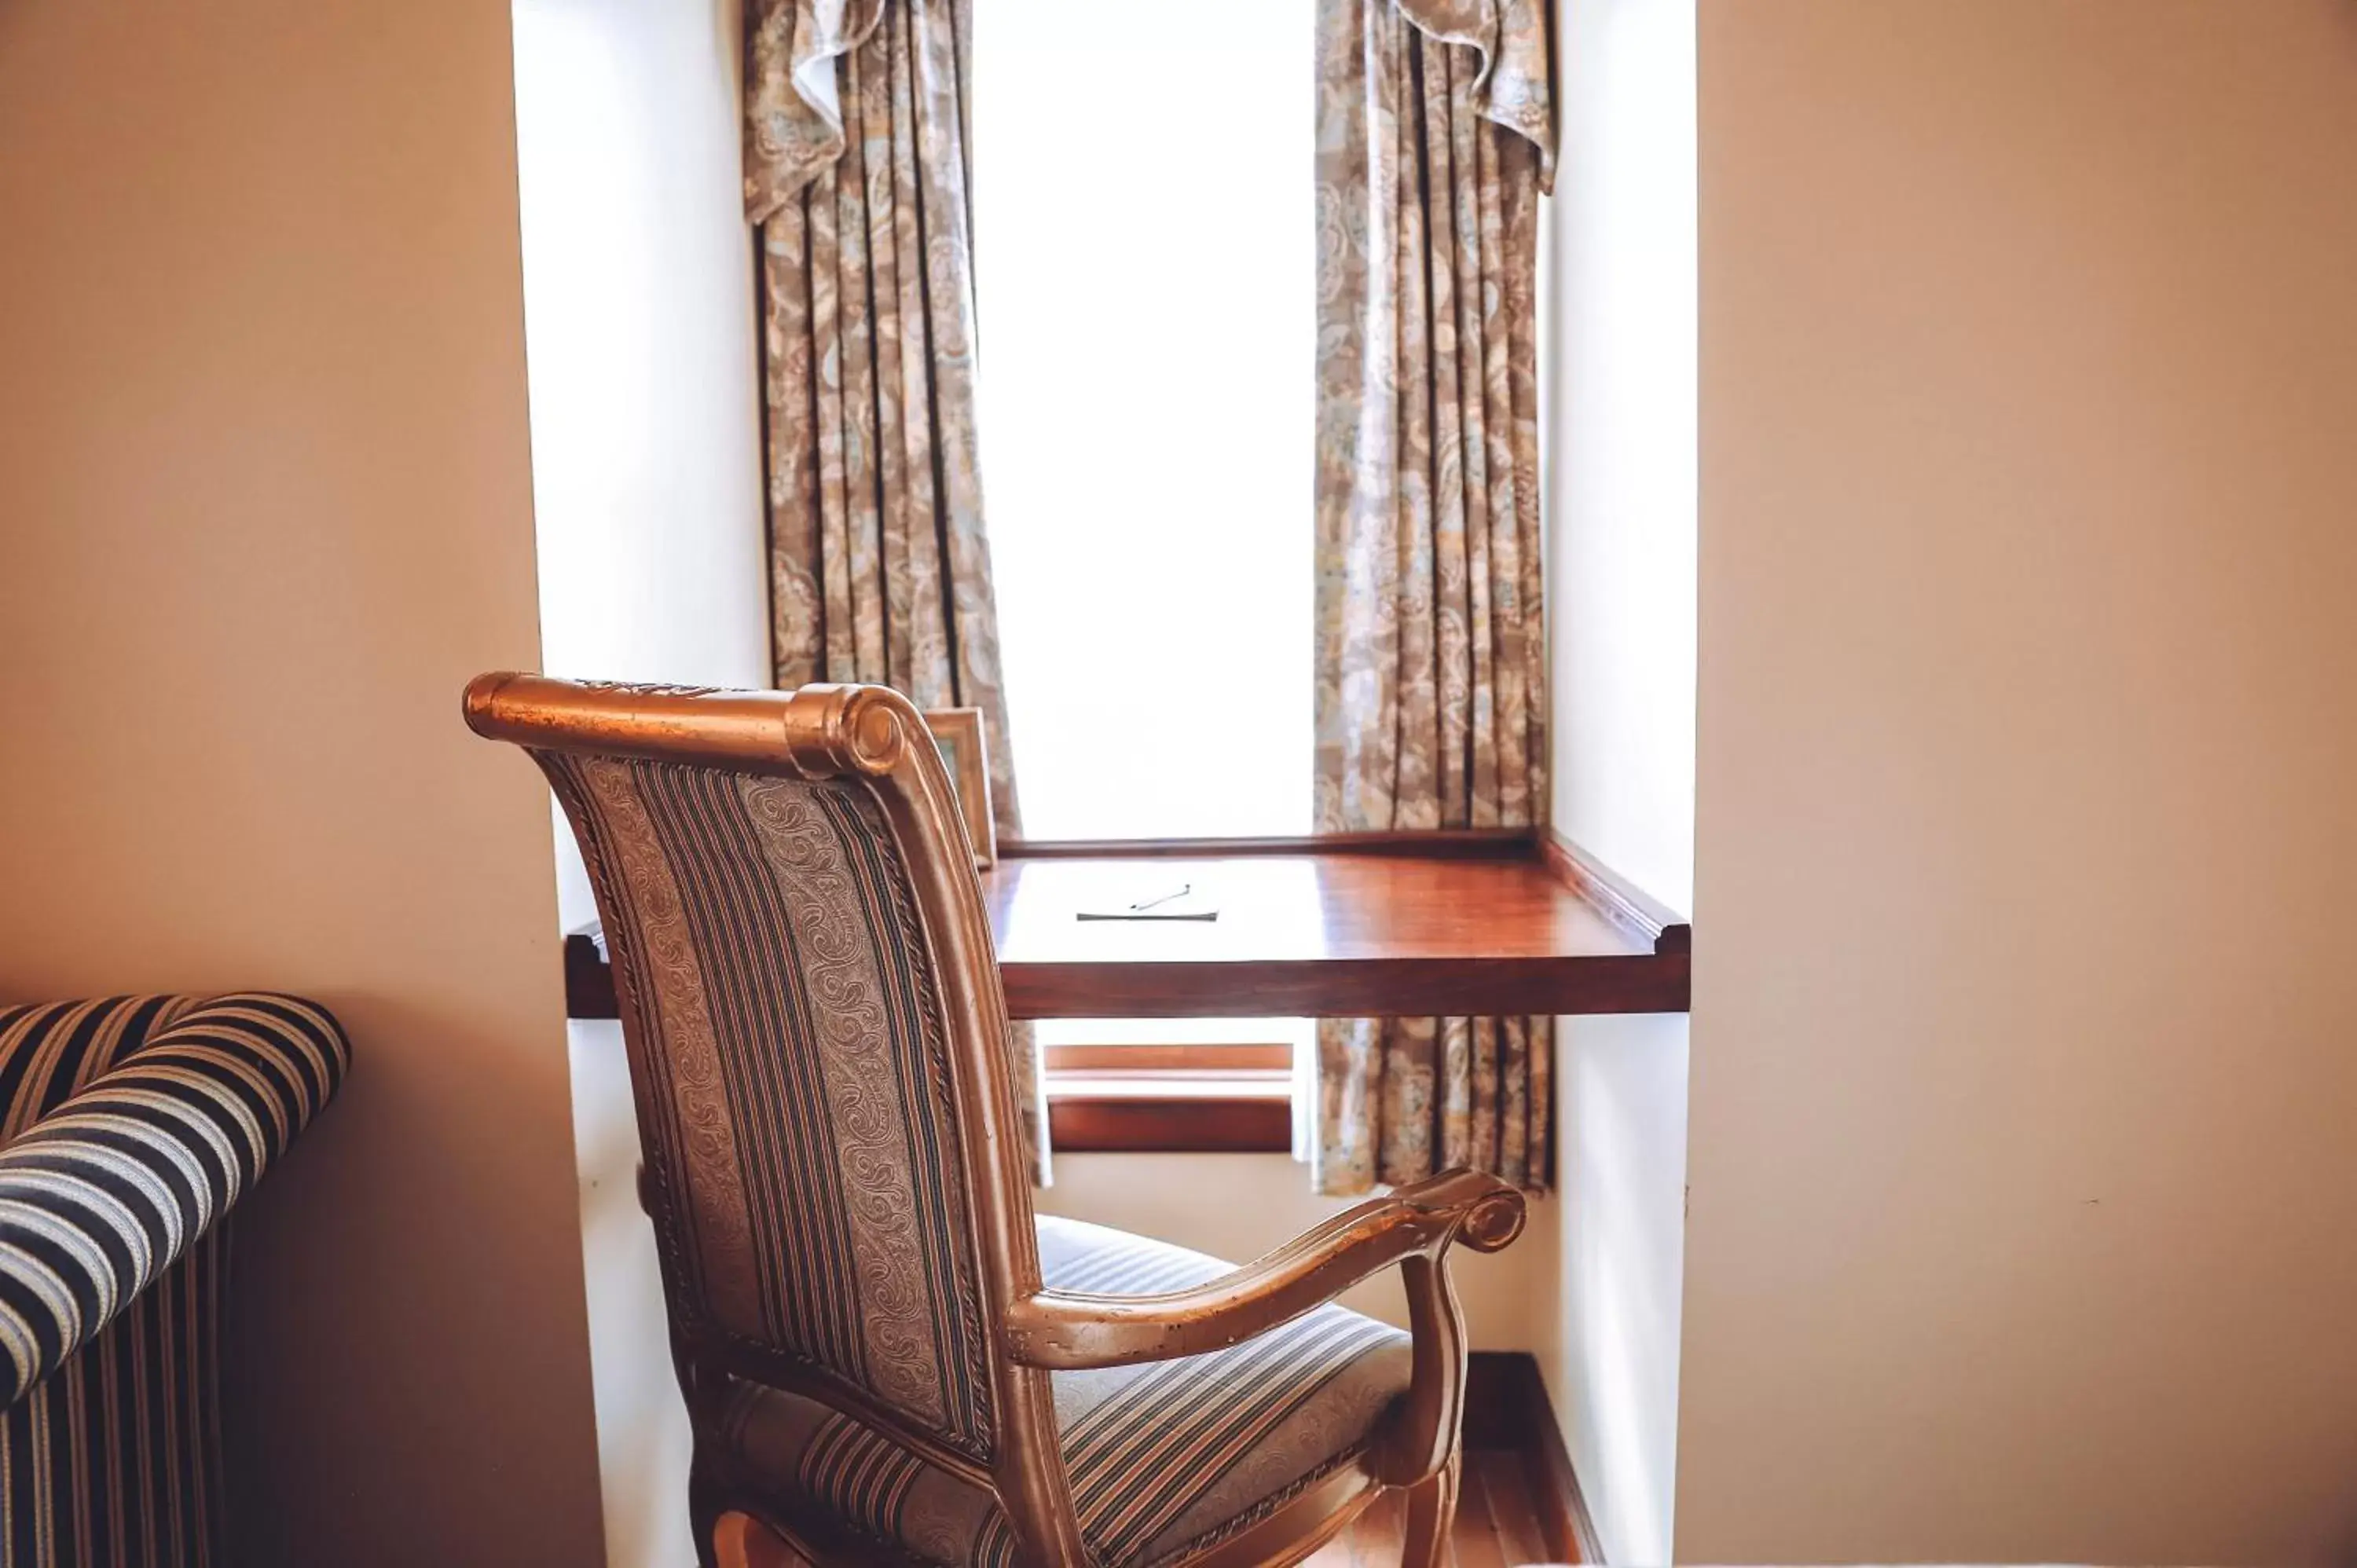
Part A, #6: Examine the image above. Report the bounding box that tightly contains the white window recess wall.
[1538,2,1698,1566]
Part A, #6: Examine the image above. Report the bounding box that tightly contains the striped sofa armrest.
[0,994,349,1409]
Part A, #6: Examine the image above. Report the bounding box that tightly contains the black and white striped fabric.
[0,993,349,1567]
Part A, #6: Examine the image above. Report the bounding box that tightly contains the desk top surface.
[982,851,1642,967]
[973,837,1688,1017]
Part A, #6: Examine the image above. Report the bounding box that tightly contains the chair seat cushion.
[1036,1216,1411,1564]
[720,1216,1410,1567]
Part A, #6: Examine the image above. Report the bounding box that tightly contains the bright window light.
[973,3,1314,1068]
[972,0,1313,842]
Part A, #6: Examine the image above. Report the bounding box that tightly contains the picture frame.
[921,707,996,868]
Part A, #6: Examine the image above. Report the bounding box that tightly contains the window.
[972,0,1314,841]
[973,2,1317,1137]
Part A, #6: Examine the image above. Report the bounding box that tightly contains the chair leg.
[691,1470,724,1568]
[709,1512,752,1568]
[1398,1449,1461,1568]
[710,1511,814,1568]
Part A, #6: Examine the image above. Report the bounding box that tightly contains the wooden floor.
[1303,1449,1564,1567]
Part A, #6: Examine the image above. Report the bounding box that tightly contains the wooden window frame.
[1042,1039,1296,1155]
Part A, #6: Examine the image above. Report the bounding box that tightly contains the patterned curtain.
[1312,0,1555,1196]
[744,0,1047,1178]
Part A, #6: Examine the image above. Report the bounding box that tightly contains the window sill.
[1044,1072,1292,1154]
[1042,1037,1296,1154]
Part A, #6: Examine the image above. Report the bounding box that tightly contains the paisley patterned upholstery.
[719,1217,1412,1567]
[0,993,350,1568]
[541,753,998,1456]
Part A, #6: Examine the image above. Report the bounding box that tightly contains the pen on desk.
[1073,882,1219,921]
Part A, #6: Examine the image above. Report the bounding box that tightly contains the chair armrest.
[0,995,347,1409]
[1003,1169,1524,1371]
[1005,1170,1523,1487]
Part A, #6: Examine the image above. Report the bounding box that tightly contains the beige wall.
[1538,2,1698,1563]
[1685,2,2357,1561]
[0,2,605,1563]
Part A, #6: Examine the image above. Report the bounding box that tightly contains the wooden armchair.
[465,675,1525,1568]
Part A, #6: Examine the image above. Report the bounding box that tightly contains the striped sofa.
[0,994,349,1568]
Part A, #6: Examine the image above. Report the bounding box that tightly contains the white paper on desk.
[1072,882,1222,921]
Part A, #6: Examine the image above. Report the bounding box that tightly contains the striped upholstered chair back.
[464,676,1062,1548]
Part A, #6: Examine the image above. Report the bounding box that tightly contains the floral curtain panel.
[1312,0,1556,1196]
[744,0,1046,1178]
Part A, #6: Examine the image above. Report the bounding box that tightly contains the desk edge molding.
[1541,830,1693,956]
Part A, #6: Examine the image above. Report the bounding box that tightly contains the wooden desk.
[566,831,1689,1021]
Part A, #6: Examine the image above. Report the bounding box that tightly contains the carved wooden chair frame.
[465,674,1527,1568]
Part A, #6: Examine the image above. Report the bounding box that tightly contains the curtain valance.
[744,0,890,223]
[1393,0,1556,186]
[744,0,1551,222]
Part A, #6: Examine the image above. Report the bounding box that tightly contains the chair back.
[465,675,1072,1552]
